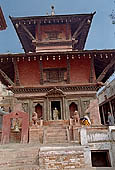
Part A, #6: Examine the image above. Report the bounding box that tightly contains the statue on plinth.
[73,110,80,125]
[32,111,38,125]
[53,107,59,120]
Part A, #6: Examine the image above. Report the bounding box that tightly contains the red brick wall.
[17,60,40,86]
[17,57,96,86]
[42,56,67,68]
[70,57,91,83]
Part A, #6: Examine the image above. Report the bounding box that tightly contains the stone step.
[45,130,67,135]
[0,167,115,170]
[45,139,68,144]
[0,145,39,169]
[43,126,68,144]
[45,132,67,138]
[44,137,68,142]
[0,165,39,170]
[46,129,66,134]
[44,120,69,127]
[45,126,67,130]
[46,134,67,138]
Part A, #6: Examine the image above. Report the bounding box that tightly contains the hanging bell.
[14,124,20,132]
[13,119,20,132]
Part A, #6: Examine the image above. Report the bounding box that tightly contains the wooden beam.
[20,23,35,41]
[0,69,14,86]
[96,57,115,82]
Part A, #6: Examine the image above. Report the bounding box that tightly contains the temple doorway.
[69,102,78,118]
[35,104,43,119]
[51,101,61,120]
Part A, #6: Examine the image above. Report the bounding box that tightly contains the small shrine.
[1,104,29,144]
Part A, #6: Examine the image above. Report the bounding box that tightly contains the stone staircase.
[43,124,69,144]
[0,143,115,170]
[0,144,39,170]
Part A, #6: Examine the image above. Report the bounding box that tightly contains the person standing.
[108,112,115,126]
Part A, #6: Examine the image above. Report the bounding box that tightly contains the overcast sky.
[0,0,115,53]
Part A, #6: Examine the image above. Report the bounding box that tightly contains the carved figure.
[73,110,80,125]
[32,111,38,125]
[53,107,59,120]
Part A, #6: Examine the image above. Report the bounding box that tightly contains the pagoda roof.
[0,7,7,31]
[0,49,114,86]
[9,12,95,52]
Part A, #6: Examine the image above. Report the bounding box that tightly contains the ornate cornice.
[10,84,101,94]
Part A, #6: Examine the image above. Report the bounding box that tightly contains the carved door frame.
[46,87,66,120]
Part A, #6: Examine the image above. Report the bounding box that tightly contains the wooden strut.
[72,18,87,39]
[20,23,35,41]
[0,69,14,86]
[96,57,115,82]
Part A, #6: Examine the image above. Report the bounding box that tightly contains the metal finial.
[51,5,55,16]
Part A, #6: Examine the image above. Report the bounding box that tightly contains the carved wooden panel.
[43,68,67,83]
[22,103,29,113]
[83,100,90,111]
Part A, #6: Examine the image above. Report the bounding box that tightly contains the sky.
[0,0,115,54]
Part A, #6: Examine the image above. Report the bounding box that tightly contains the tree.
[110,0,115,24]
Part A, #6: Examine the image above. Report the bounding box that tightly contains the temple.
[0,8,115,169]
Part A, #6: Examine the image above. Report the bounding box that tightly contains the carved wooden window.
[43,68,67,83]
[45,31,61,40]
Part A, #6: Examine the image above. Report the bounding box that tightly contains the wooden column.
[66,57,70,84]
[38,22,41,41]
[46,97,49,120]
[89,56,94,83]
[62,96,66,120]
[13,59,20,86]
[39,59,43,85]
[102,105,106,125]
[109,101,113,115]
[66,23,69,40]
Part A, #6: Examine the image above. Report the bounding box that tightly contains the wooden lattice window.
[43,68,67,83]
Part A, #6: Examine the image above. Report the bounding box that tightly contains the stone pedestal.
[80,127,88,145]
